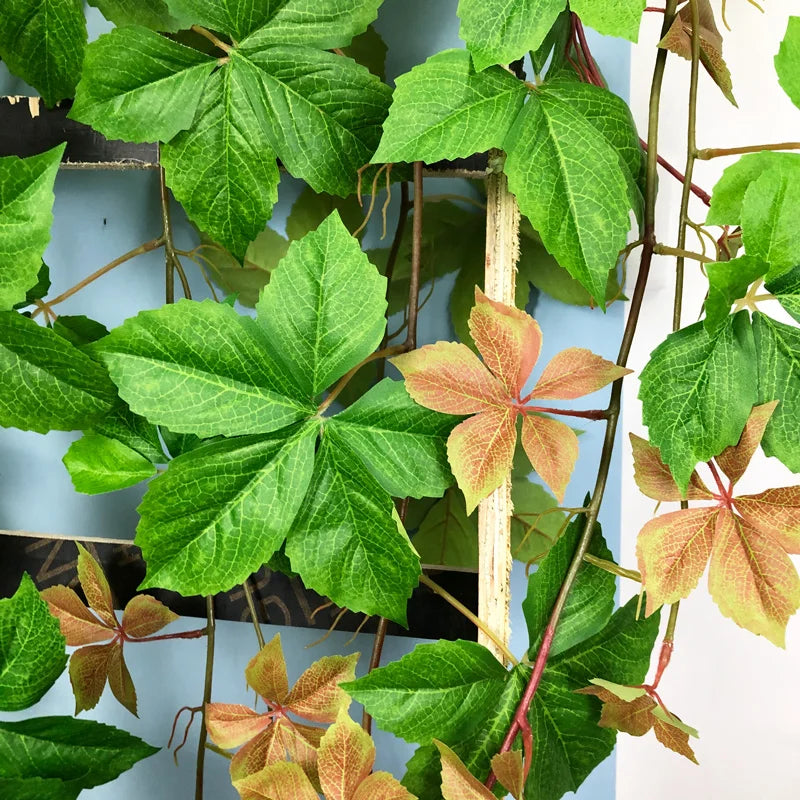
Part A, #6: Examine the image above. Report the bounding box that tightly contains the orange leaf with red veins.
[391,341,507,415]
[629,434,713,502]
[245,634,289,704]
[435,740,495,800]
[107,643,137,716]
[69,642,114,713]
[637,507,719,616]
[520,413,579,503]
[352,772,415,800]
[41,585,113,645]
[284,722,324,789]
[529,348,631,401]
[234,761,318,800]
[76,543,117,627]
[735,487,800,554]
[121,594,178,638]
[447,406,517,513]
[318,711,374,800]
[284,652,359,723]
[206,703,272,750]
[468,287,542,397]
[652,716,698,764]
[708,509,800,647]
[716,401,778,486]
[490,751,524,800]
[229,719,287,783]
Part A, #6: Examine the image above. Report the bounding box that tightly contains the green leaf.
[285,432,420,623]
[753,312,800,473]
[13,263,50,311]
[328,379,456,499]
[523,511,615,659]
[93,403,165,464]
[504,80,638,307]
[51,315,110,348]
[0,716,157,791]
[776,16,800,109]
[342,639,509,745]
[63,433,157,495]
[88,0,187,30]
[136,422,318,595]
[413,489,478,569]
[159,426,203,458]
[342,24,387,80]
[531,10,571,77]
[97,299,312,438]
[703,255,767,334]
[0,574,66,711]
[70,27,217,145]
[257,212,387,396]
[639,312,758,491]
[0,0,86,106]
[0,776,79,800]
[0,311,117,434]
[764,263,800,324]
[570,0,646,45]
[373,49,525,164]
[510,478,565,564]
[286,187,367,241]
[0,145,64,312]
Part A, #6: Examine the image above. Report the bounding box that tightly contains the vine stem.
[486,1,680,785]
[195,596,215,800]
[191,25,232,53]
[654,244,713,264]
[638,140,712,206]
[583,553,642,583]
[405,161,424,351]
[158,156,192,303]
[242,579,266,649]
[697,142,800,159]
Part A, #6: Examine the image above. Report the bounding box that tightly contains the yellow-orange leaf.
[490,751,524,800]
[529,347,630,401]
[69,642,114,714]
[435,740,495,800]
[708,509,800,647]
[447,407,517,513]
[735,487,800,554]
[652,717,698,764]
[206,704,271,750]
[76,542,117,627]
[716,401,778,486]
[318,712,374,800]
[41,585,113,646]
[229,719,288,783]
[121,594,178,638]
[637,507,719,616]
[352,772,415,800]
[107,644,137,716]
[391,341,507,414]
[629,434,713,502]
[245,634,289,704]
[234,761,318,800]
[468,287,542,397]
[284,652,359,723]
[520,413,579,503]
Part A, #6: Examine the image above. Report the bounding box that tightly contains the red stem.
[119,627,208,643]
[524,405,608,420]
[645,5,666,11]
[640,139,712,206]
[650,640,674,689]
[707,460,733,507]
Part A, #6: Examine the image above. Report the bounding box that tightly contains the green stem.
[405,161,424,351]
[242,580,265,649]
[195,597,215,800]
[696,141,800,159]
[654,244,713,264]
[583,553,641,582]
[191,25,232,54]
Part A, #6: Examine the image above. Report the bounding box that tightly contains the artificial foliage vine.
[1,1,800,799]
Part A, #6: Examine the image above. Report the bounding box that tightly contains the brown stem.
[242,580,265,649]
[524,405,608,420]
[195,596,215,800]
[122,627,207,643]
[159,158,192,302]
[191,25,232,53]
[697,142,800,159]
[405,162,424,351]
[362,617,389,733]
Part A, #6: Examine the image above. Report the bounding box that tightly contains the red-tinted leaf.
[234,761,318,800]
[708,509,800,647]
[285,722,324,789]
[229,721,286,783]
[652,717,698,764]
[352,772,415,800]
[520,413,579,503]
[529,347,630,401]
[490,751,524,800]
[593,688,657,736]
[41,585,113,646]
[716,401,778,486]
[447,406,517,513]
[318,712,374,800]
[391,342,508,414]
[121,594,178,638]
[435,740,495,800]
[69,642,113,713]
[468,287,542,397]
[76,543,117,627]
[107,643,137,716]
[245,634,289,704]
[637,507,719,616]
[735,487,800,554]
[284,652,359,723]
[206,703,271,750]
[629,434,713,502]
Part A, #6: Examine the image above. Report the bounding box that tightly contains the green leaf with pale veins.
[504,80,638,308]
[0,145,64,312]
[257,212,387,396]
[523,510,615,659]
[570,0,646,44]
[413,489,478,569]
[136,422,318,596]
[776,16,800,109]
[0,311,117,434]
[97,300,312,438]
[328,379,457,499]
[703,255,767,334]
[92,403,165,464]
[0,574,66,711]
[88,0,187,30]
[639,312,758,491]
[753,312,800,473]
[70,27,217,144]
[342,639,509,745]
[765,263,800,324]
[63,433,157,495]
[285,432,420,623]
[373,49,526,164]
[0,716,157,791]
[0,0,86,106]
[51,315,110,348]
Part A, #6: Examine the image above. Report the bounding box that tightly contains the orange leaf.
[121,594,179,638]
[41,585,113,646]
[234,761,318,800]
[708,509,800,647]
[529,347,630,401]
[735,487,800,554]
[391,342,508,414]
[629,434,713,502]
[76,543,117,627]
[206,703,272,750]
[352,772,415,800]
[468,287,542,397]
[447,407,517,513]
[593,689,657,737]
[490,751,524,800]
[69,642,114,713]
[284,722,324,789]
[318,712,374,800]
[435,740,495,800]
[284,652,359,723]
[637,507,719,616]
[653,717,698,764]
[230,720,287,783]
[107,643,137,716]
[716,401,778,486]
[520,414,579,503]
[245,634,289,704]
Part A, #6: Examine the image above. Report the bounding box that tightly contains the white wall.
[620,2,800,798]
